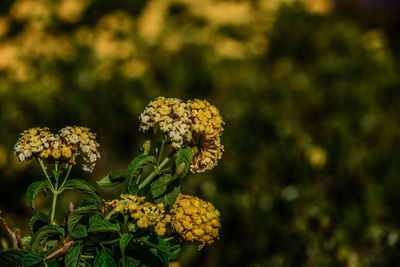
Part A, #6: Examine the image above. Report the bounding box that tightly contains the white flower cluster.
[139,97,193,149]
[14,127,55,162]
[59,126,101,172]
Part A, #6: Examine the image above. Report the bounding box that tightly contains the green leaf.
[119,233,133,256]
[65,240,82,267]
[71,224,88,239]
[88,214,120,233]
[29,213,49,236]
[63,179,101,202]
[22,252,42,267]
[21,236,32,250]
[119,255,140,267]
[123,154,156,194]
[67,205,98,236]
[151,177,180,210]
[77,198,101,209]
[94,248,117,267]
[30,225,64,252]
[97,173,124,187]
[175,147,195,179]
[0,250,28,266]
[46,259,60,267]
[27,181,48,210]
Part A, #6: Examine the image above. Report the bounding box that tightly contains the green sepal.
[62,179,101,202]
[27,181,49,210]
[65,240,83,267]
[88,214,120,233]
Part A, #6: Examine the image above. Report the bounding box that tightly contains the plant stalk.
[138,156,170,190]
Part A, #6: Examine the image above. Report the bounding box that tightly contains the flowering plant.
[0,97,223,267]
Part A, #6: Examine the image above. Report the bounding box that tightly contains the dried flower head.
[171,194,221,249]
[139,97,192,149]
[107,194,170,236]
[59,126,100,172]
[14,127,55,162]
[190,137,224,173]
[187,99,224,140]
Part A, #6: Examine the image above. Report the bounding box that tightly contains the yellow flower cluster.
[107,194,171,236]
[170,194,221,250]
[139,97,224,173]
[14,126,100,171]
[59,126,100,172]
[139,97,192,149]
[14,127,56,162]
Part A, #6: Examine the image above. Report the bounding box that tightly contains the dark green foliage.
[27,181,49,210]
[0,250,28,266]
[21,252,42,267]
[88,214,120,233]
[97,173,124,187]
[175,147,195,179]
[63,179,101,202]
[123,154,156,194]
[67,206,99,236]
[65,240,83,267]
[151,175,180,210]
[94,248,117,267]
[30,225,64,252]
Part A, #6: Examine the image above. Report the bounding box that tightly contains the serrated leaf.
[63,179,100,202]
[94,248,117,267]
[175,147,195,179]
[0,250,28,266]
[97,173,124,187]
[123,154,156,194]
[31,225,64,252]
[77,198,100,209]
[119,233,133,256]
[151,174,176,199]
[152,178,180,210]
[21,236,32,249]
[119,255,140,267]
[71,224,88,239]
[88,214,120,233]
[67,205,98,236]
[22,252,42,267]
[29,214,49,236]
[46,259,60,267]
[27,181,48,210]
[65,240,82,267]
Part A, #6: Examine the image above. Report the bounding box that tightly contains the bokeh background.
[1,0,400,266]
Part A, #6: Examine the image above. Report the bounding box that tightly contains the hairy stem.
[138,156,170,190]
[50,191,59,225]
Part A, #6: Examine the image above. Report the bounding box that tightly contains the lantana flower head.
[139,97,193,149]
[14,127,55,162]
[59,126,100,172]
[107,194,171,236]
[170,194,221,249]
[190,137,224,173]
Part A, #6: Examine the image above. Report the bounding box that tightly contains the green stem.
[157,135,167,166]
[50,191,58,225]
[37,158,54,191]
[58,163,72,191]
[105,209,117,220]
[138,156,170,190]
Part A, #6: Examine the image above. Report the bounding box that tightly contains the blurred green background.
[1,0,400,266]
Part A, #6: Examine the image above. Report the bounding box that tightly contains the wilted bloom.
[190,137,224,173]
[59,126,100,172]
[139,97,192,149]
[14,127,55,162]
[171,194,221,249]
